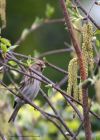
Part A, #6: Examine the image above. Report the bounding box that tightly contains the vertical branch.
[59,0,92,140]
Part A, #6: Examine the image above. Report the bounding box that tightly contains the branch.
[59,0,92,139]
[74,0,100,29]
[0,80,58,119]
[15,18,64,45]
[12,52,69,75]
[71,122,83,140]
[38,48,73,58]
[45,116,68,140]
[1,60,100,120]
[4,69,74,138]
[8,59,83,121]
[0,131,7,140]
[40,89,75,138]
[0,80,69,139]
[6,63,83,122]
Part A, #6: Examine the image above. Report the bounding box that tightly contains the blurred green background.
[1,0,100,140]
[2,0,72,83]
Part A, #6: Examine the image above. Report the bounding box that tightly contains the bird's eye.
[41,67,43,71]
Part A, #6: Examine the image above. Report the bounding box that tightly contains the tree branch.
[59,0,92,139]
[74,0,100,29]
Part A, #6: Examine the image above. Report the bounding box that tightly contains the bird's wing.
[19,70,34,90]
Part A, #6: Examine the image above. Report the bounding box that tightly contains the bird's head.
[34,59,46,71]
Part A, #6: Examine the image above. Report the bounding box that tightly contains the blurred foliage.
[2,0,71,83]
[45,4,55,19]
[0,0,100,140]
[1,87,100,139]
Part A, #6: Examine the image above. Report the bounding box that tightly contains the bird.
[8,59,45,122]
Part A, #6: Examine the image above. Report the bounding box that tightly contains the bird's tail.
[8,104,21,122]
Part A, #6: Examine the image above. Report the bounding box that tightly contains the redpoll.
[8,60,45,122]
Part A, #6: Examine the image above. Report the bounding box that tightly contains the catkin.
[78,22,94,103]
[67,57,79,118]
[78,80,82,103]
[67,57,78,99]
[82,42,88,76]
[88,24,94,71]
[82,22,94,74]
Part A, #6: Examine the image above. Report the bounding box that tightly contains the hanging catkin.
[67,57,79,118]
[82,22,94,75]
[78,22,94,103]
[67,57,78,99]
[0,0,6,29]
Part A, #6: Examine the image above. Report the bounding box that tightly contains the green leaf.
[27,55,32,66]
[8,60,17,66]
[45,84,53,96]
[96,39,100,48]
[94,29,100,35]
[8,45,19,51]
[45,4,55,18]
[45,84,52,88]
[48,87,53,96]
[21,29,29,40]
[1,38,11,47]
[43,57,46,61]
[33,50,40,58]
[1,43,8,53]
[34,17,43,24]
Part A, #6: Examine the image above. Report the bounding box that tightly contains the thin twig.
[9,72,70,138]
[45,116,68,140]
[0,80,58,119]
[1,61,100,120]
[5,63,75,138]
[84,0,96,20]
[6,69,74,138]
[11,51,80,79]
[74,0,100,29]
[40,89,75,138]
[7,59,83,121]
[45,61,68,75]
[0,131,7,140]
[38,48,73,58]
[15,18,64,45]
[1,80,71,139]
[71,122,83,140]
[12,52,69,75]
[56,75,68,87]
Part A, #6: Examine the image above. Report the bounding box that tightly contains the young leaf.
[27,55,32,66]
[33,50,40,58]
[34,17,43,24]
[45,84,53,96]
[1,38,11,47]
[96,39,100,48]
[1,43,8,53]
[21,29,29,40]
[47,87,53,96]
[45,4,55,18]
[8,60,17,66]
[8,45,19,51]
[94,29,100,35]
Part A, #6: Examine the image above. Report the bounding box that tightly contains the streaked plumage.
[8,60,45,122]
